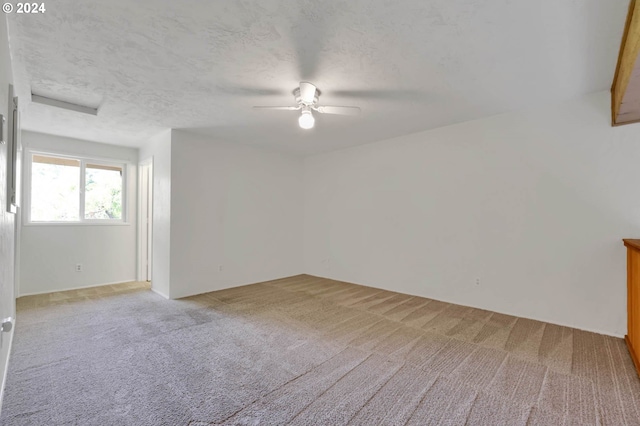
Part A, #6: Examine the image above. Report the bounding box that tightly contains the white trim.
[151,287,169,300]
[137,157,153,282]
[0,320,15,415]
[17,279,138,297]
[23,148,130,225]
[79,158,86,221]
[24,147,132,164]
[23,222,131,227]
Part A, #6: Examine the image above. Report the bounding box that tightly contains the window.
[84,163,124,220]
[27,152,126,224]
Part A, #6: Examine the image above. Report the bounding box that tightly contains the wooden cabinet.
[623,239,640,377]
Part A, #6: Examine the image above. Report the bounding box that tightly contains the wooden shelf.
[623,239,640,377]
[623,239,640,251]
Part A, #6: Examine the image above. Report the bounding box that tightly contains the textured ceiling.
[7,0,629,154]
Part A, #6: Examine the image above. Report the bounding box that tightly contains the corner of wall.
[140,129,172,300]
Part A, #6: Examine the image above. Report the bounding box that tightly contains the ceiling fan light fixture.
[298,110,315,129]
[253,82,360,129]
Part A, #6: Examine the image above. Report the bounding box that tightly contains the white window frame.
[24,148,130,226]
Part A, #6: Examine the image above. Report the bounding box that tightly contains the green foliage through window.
[85,165,123,220]
[30,154,125,223]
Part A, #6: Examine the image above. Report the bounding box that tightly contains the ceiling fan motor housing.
[293,87,320,106]
[253,82,360,118]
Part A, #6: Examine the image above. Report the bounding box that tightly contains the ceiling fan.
[253,82,361,129]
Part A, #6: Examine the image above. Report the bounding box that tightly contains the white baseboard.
[18,279,139,297]
[151,287,169,299]
[306,273,626,339]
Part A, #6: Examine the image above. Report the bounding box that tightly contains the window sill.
[23,221,131,227]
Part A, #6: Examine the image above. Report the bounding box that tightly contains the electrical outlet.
[475,278,480,286]
[218,265,223,272]
[76,264,83,272]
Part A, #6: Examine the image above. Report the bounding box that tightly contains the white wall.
[304,91,640,338]
[139,130,171,298]
[19,131,138,295]
[0,15,15,413]
[168,130,304,299]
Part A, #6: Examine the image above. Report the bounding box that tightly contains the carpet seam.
[215,347,366,425]
[285,353,373,425]
[344,360,407,425]
[400,373,440,426]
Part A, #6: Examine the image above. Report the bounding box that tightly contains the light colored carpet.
[1,275,639,425]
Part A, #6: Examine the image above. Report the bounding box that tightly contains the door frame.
[137,157,153,282]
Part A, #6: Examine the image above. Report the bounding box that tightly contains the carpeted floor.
[1,275,639,425]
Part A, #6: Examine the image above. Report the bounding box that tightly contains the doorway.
[138,159,153,282]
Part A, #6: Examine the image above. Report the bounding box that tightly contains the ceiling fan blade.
[331,89,434,103]
[299,82,317,104]
[315,105,361,116]
[253,106,300,111]
[218,85,285,97]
